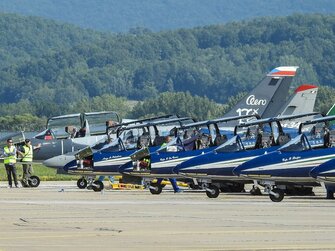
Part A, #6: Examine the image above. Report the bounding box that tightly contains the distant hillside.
[0,0,335,32]
[1,13,335,118]
[0,13,104,69]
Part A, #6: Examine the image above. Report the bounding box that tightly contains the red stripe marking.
[295,84,317,93]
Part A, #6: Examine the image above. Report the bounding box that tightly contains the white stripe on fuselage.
[243,154,335,172]
[151,156,191,169]
[319,169,335,175]
[180,156,254,171]
[94,156,131,167]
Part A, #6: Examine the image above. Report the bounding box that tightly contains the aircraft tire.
[28,176,40,188]
[149,184,163,195]
[269,188,284,202]
[92,180,104,192]
[206,185,220,198]
[77,178,87,189]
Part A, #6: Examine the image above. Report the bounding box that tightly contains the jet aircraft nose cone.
[232,164,244,176]
[310,159,335,180]
[309,169,317,179]
[43,155,75,169]
[173,161,189,175]
[172,164,181,174]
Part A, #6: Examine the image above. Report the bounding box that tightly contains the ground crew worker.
[156,136,182,193]
[3,138,19,188]
[20,139,41,187]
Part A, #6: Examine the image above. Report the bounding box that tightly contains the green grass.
[0,163,81,181]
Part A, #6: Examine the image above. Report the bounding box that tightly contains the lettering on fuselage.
[102,155,122,160]
[282,156,301,162]
[159,156,179,162]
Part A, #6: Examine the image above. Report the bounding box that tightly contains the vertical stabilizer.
[277,84,318,116]
[224,66,299,118]
[327,104,335,116]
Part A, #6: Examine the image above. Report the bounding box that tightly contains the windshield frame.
[278,134,311,152]
[214,135,245,153]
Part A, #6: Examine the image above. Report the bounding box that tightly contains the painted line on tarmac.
[0,199,330,206]
[179,243,335,251]
[0,232,118,241]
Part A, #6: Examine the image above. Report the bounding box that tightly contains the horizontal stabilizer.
[267,66,299,77]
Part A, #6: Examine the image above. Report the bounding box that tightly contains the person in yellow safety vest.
[20,139,41,187]
[3,138,19,188]
[139,157,150,170]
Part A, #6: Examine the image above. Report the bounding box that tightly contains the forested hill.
[1,13,335,120]
[1,0,335,32]
[0,14,105,69]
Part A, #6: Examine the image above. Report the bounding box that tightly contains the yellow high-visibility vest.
[3,146,16,164]
[22,145,33,162]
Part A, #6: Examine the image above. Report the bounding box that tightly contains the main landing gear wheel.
[149,182,163,195]
[92,180,104,192]
[77,178,87,189]
[28,176,40,187]
[250,186,262,195]
[269,188,284,202]
[206,185,220,198]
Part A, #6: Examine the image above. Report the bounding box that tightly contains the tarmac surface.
[0,182,335,251]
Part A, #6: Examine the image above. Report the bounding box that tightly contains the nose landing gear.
[265,186,284,202]
[205,184,220,198]
[21,175,41,188]
[76,176,104,192]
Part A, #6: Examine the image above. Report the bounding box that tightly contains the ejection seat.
[65,125,78,138]
[137,132,151,148]
[183,135,198,151]
[261,132,275,148]
[278,133,291,146]
[213,135,228,146]
[153,136,166,146]
[326,129,335,147]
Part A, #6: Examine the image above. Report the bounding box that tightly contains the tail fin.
[327,104,335,116]
[277,84,318,116]
[326,103,335,127]
[224,66,299,118]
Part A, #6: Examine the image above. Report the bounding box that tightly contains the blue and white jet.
[234,115,335,202]
[174,112,320,198]
[118,114,260,194]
